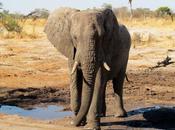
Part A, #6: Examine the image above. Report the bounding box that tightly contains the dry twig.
[148,56,174,71]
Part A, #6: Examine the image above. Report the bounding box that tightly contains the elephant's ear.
[102,9,120,63]
[103,9,118,41]
[119,24,131,49]
[44,7,79,59]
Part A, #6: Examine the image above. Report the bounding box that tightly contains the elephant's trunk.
[72,65,96,126]
[71,41,97,126]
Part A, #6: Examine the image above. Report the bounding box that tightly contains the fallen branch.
[148,56,174,71]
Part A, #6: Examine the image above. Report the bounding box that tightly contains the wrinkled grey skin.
[44,7,130,129]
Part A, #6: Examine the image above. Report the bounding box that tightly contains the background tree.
[129,0,133,18]
[1,14,22,33]
[0,2,2,9]
[0,2,3,10]
[25,8,49,19]
[102,3,112,10]
[0,2,23,35]
[24,8,49,37]
[0,2,3,22]
[156,6,173,21]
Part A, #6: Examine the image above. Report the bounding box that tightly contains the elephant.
[68,24,131,126]
[44,7,131,130]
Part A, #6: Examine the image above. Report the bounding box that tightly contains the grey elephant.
[70,24,131,126]
[44,7,131,130]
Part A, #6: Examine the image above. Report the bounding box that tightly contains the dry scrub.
[0,19,46,40]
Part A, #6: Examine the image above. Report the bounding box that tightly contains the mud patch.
[0,87,70,109]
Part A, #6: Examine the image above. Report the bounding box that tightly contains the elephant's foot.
[71,117,87,126]
[99,112,106,117]
[115,108,127,117]
[84,121,101,130]
[70,120,78,126]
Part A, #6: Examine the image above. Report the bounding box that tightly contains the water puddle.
[0,104,73,120]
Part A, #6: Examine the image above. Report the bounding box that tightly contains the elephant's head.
[44,8,119,125]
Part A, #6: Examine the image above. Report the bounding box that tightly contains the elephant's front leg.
[68,60,83,115]
[86,67,104,130]
[70,70,83,115]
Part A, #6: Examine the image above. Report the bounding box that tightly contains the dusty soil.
[0,28,175,129]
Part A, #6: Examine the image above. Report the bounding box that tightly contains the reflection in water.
[0,105,73,120]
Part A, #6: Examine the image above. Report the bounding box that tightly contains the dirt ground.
[0,26,175,130]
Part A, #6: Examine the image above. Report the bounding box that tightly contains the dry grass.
[0,19,47,40]
[117,17,175,48]
[118,17,175,29]
[23,18,47,26]
[0,17,174,47]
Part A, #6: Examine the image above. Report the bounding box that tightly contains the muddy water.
[0,105,73,120]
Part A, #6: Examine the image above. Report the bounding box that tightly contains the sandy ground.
[0,27,175,130]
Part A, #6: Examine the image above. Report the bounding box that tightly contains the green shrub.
[1,13,23,33]
[156,7,171,15]
[102,3,112,10]
[156,6,173,21]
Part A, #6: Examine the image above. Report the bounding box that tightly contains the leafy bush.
[156,6,172,16]
[1,13,23,33]
[156,6,173,21]
[102,3,112,10]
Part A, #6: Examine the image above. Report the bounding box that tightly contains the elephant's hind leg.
[112,69,127,117]
[99,82,107,117]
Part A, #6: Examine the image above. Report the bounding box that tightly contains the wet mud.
[0,87,70,109]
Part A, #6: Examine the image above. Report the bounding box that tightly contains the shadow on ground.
[101,106,175,129]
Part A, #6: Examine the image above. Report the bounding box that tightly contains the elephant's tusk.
[103,62,110,71]
[71,61,79,74]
